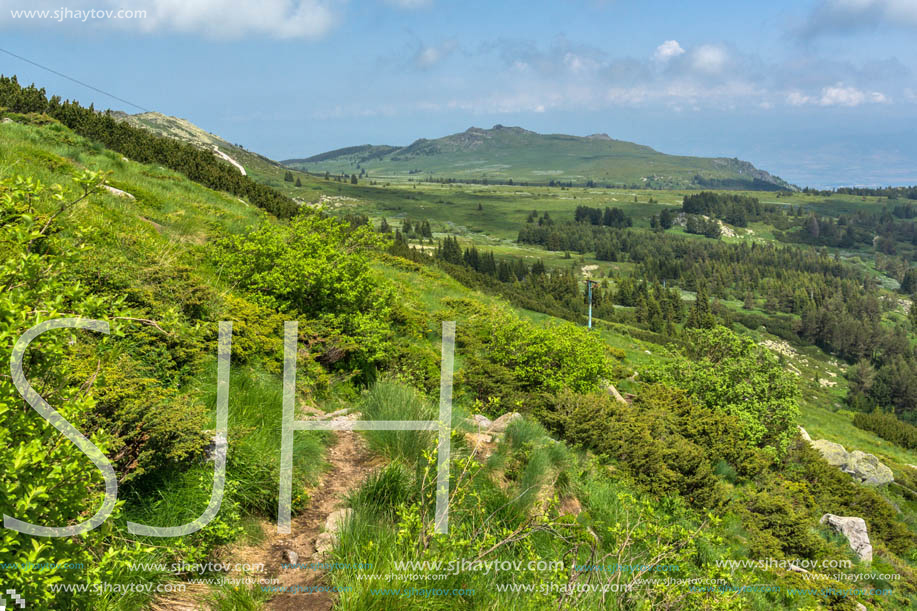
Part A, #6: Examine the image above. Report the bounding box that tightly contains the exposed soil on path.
[264,429,376,610]
[152,427,376,611]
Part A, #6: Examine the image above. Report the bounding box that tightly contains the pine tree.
[284,170,294,182]
[743,292,755,310]
[380,218,390,233]
[686,282,715,329]
[295,177,302,187]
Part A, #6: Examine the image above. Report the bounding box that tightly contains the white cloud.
[690,44,729,74]
[653,40,685,62]
[819,83,866,105]
[2,0,340,39]
[786,83,889,107]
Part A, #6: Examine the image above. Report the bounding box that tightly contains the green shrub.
[545,387,728,508]
[853,409,917,450]
[644,325,800,456]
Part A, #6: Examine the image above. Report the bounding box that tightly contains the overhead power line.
[0,47,150,112]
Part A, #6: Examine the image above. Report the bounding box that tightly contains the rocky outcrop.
[820,514,873,563]
[489,412,522,433]
[846,450,894,486]
[811,439,848,467]
[809,440,893,486]
[798,427,812,442]
[463,412,523,458]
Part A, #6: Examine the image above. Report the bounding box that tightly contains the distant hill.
[283,125,794,191]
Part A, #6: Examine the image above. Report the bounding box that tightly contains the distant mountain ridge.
[108,110,284,175]
[284,124,794,191]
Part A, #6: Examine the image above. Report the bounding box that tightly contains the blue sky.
[1,0,916,187]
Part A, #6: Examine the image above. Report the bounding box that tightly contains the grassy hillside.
[283,125,793,190]
[3,82,917,611]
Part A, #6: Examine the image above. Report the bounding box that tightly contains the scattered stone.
[103,184,135,199]
[282,549,298,564]
[798,427,812,442]
[788,563,809,574]
[856,603,867,611]
[846,450,894,486]
[820,514,872,563]
[470,414,493,430]
[489,412,522,434]
[324,508,353,534]
[464,432,493,446]
[811,439,848,467]
[607,383,627,405]
[811,440,893,485]
[319,408,350,420]
[313,532,335,556]
[1,117,13,124]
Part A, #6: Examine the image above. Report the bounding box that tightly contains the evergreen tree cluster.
[683,214,722,238]
[682,192,779,227]
[573,205,633,228]
[852,410,917,448]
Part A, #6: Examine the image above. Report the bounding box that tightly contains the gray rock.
[324,508,353,534]
[810,440,893,486]
[811,439,848,467]
[102,184,135,199]
[465,432,493,445]
[470,414,493,430]
[489,412,522,433]
[313,532,335,555]
[844,450,893,486]
[607,383,627,405]
[1,117,13,124]
[798,426,812,442]
[820,514,872,563]
[282,549,299,564]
